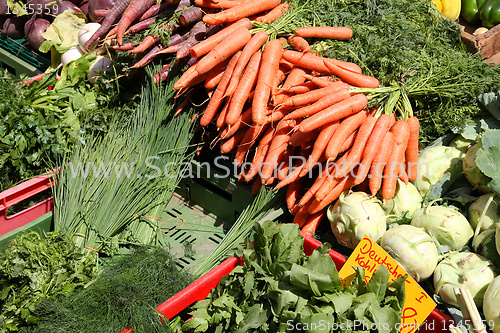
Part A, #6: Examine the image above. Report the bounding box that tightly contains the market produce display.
[3,0,500,331]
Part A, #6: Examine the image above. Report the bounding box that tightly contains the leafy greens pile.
[0,231,97,332]
[32,245,192,333]
[182,221,407,333]
[288,0,500,146]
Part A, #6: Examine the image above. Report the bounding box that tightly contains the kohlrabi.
[433,251,497,308]
[380,225,439,282]
[412,145,462,197]
[327,191,386,249]
[484,275,500,333]
[411,204,473,250]
[463,143,492,193]
[382,179,422,224]
[472,229,500,266]
[468,193,500,233]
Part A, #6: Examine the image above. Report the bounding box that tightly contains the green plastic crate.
[0,35,51,77]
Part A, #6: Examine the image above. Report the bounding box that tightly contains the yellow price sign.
[339,236,436,333]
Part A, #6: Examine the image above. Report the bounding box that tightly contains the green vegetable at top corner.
[480,0,500,28]
[461,0,486,25]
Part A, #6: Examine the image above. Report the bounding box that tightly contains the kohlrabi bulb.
[433,251,497,308]
[468,193,500,233]
[484,275,500,333]
[380,224,439,282]
[327,191,386,249]
[463,143,492,193]
[472,229,500,266]
[382,179,423,223]
[412,145,462,197]
[411,204,473,250]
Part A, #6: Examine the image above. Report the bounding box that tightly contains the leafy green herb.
[0,231,97,332]
[182,221,406,333]
[32,246,192,333]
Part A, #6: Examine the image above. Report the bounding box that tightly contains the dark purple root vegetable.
[206,24,222,38]
[168,30,190,47]
[49,1,83,18]
[154,64,171,84]
[139,2,173,21]
[174,0,191,13]
[24,17,50,50]
[0,0,9,15]
[175,21,206,59]
[132,43,163,68]
[127,16,156,34]
[186,56,197,67]
[87,0,117,21]
[79,0,89,16]
[1,16,28,38]
[179,6,203,26]
[69,0,83,5]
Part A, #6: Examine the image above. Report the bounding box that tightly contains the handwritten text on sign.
[338,236,436,333]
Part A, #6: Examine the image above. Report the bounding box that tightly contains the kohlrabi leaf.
[366,266,390,301]
[476,145,500,195]
[40,10,87,54]
[479,92,500,123]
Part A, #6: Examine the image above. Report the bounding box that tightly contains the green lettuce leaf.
[40,10,87,54]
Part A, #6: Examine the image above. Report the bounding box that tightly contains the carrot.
[220,107,252,139]
[199,52,241,126]
[382,120,410,200]
[153,64,171,84]
[234,123,269,166]
[260,119,295,183]
[282,50,362,75]
[243,125,275,181]
[252,1,289,23]
[271,59,293,105]
[252,39,283,125]
[225,30,268,98]
[251,176,262,194]
[276,146,297,181]
[264,106,294,124]
[131,35,160,54]
[130,44,164,68]
[286,175,303,211]
[113,42,134,51]
[280,81,349,108]
[289,127,319,147]
[334,115,377,179]
[116,0,157,45]
[288,34,310,53]
[220,127,247,154]
[368,131,394,196]
[273,67,308,105]
[203,0,281,25]
[323,109,368,161]
[308,176,353,214]
[279,81,316,95]
[179,6,204,26]
[297,163,332,207]
[406,116,420,181]
[193,26,252,76]
[174,89,194,116]
[194,0,242,9]
[295,26,353,40]
[125,16,156,35]
[139,2,173,21]
[339,129,357,154]
[301,209,326,235]
[203,58,231,90]
[274,147,311,188]
[293,210,310,228]
[225,52,262,126]
[189,18,252,58]
[93,9,109,17]
[298,93,368,134]
[400,168,409,184]
[302,74,337,88]
[298,121,340,178]
[314,166,341,201]
[352,114,392,185]
[216,98,231,129]
[323,59,379,88]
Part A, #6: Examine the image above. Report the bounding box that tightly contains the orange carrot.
[264,106,294,124]
[204,58,231,90]
[276,146,298,181]
[189,18,252,58]
[272,59,293,103]
[302,74,337,88]
[339,129,357,153]
[299,93,368,133]
[293,210,309,228]
[194,0,241,9]
[282,50,362,75]
[280,81,348,108]
[200,52,241,126]
[324,109,368,161]
[260,119,295,183]
[225,31,268,98]
[252,39,283,125]
[131,35,159,54]
[406,116,420,181]
[289,127,320,147]
[226,51,262,125]
[203,0,281,25]
[243,125,275,182]
[234,123,269,166]
[274,147,311,189]
[352,114,392,185]
[314,168,341,202]
[308,176,353,214]
[382,120,410,200]
[369,131,394,196]
[283,87,351,120]
[286,175,303,211]
[323,59,379,88]
[279,81,316,94]
[301,209,327,235]
[273,67,308,105]
[295,26,353,40]
[297,163,333,207]
[251,175,262,194]
[220,127,247,154]
[216,99,231,129]
[288,34,310,53]
[254,2,289,23]
[299,121,340,177]
[194,27,252,76]
[220,107,252,139]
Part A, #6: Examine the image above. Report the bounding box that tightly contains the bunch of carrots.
[167,0,421,236]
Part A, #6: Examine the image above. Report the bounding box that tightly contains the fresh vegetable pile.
[182,221,407,333]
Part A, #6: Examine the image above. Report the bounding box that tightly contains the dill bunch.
[31,246,192,333]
